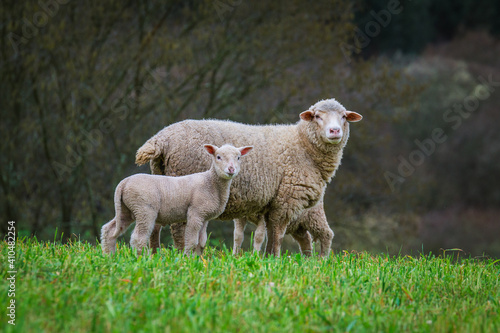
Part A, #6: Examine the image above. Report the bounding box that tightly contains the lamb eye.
[237,156,240,160]
[217,155,221,160]
[315,115,321,119]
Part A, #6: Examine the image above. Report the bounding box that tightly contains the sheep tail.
[111,181,126,238]
[135,136,162,166]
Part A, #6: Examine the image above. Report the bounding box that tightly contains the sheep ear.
[299,110,314,121]
[346,111,362,122]
[204,144,217,155]
[239,146,253,156]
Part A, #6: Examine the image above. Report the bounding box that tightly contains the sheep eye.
[237,156,240,160]
[315,115,321,119]
[217,155,221,160]
[342,115,347,119]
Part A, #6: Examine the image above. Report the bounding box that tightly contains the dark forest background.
[2,0,500,256]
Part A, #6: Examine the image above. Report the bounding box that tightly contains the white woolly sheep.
[101,144,253,255]
[136,98,362,256]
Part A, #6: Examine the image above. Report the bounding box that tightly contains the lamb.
[232,196,332,256]
[100,144,253,255]
[136,98,362,256]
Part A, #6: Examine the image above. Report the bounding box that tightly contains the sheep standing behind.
[136,98,362,256]
[101,144,253,255]
[233,197,333,256]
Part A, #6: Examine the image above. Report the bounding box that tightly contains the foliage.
[354,0,500,55]
[1,238,499,332]
[381,32,500,256]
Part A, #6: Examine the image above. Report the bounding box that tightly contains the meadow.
[1,238,499,333]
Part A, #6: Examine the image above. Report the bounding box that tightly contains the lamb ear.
[346,111,362,122]
[204,144,218,155]
[299,110,314,121]
[239,146,253,156]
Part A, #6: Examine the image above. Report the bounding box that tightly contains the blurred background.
[2,0,499,257]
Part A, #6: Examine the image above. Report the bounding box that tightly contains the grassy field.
[1,238,499,333]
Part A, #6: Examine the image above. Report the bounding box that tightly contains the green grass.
[1,238,499,333]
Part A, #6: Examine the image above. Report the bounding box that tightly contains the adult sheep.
[136,98,362,256]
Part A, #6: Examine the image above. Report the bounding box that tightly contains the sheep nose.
[228,166,235,174]
[329,127,340,136]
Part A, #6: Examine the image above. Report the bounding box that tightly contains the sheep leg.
[149,224,162,254]
[101,219,118,254]
[253,217,266,253]
[305,203,333,257]
[291,227,313,256]
[309,225,333,257]
[318,227,334,257]
[267,221,287,257]
[170,222,186,251]
[184,212,205,256]
[233,218,247,255]
[101,203,134,254]
[273,224,287,256]
[265,223,275,255]
[196,221,209,255]
[130,209,157,256]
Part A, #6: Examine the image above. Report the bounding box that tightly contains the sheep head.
[300,98,362,145]
[204,144,253,180]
